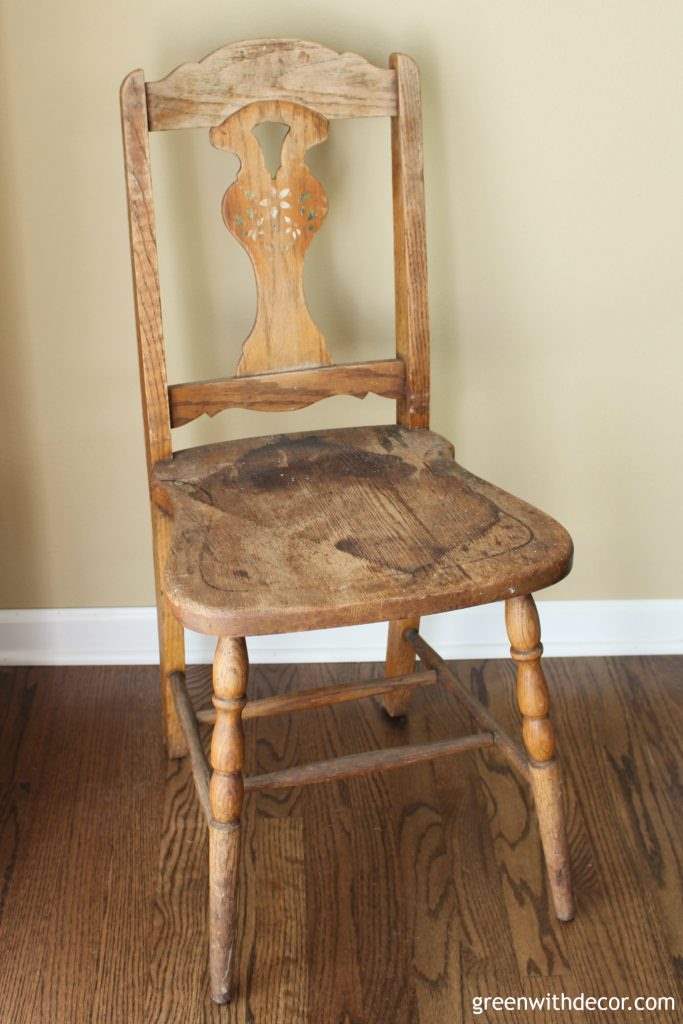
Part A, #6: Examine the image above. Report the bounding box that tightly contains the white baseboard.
[0,601,680,665]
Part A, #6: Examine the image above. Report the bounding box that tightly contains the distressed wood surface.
[244,732,494,792]
[120,70,187,757]
[211,99,332,376]
[195,668,437,723]
[383,615,421,717]
[146,39,398,130]
[168,359,406,425]
[0,658,681,1021]
[390,54,430,429]
[121,40,585,1013]
[208,639,248,1003]
[406,630,529,779]
[169,671,211,821]
[506,595,574,922]
[152,424,573,636]
[120,71,172,470]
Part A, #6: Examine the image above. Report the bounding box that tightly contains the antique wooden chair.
[121,39,574,1004]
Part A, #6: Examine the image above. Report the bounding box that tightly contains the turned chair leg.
[382,616,421,718]
[209,636,248,1004]
[505,595,575,922]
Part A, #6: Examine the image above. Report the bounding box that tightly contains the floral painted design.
[234,186,319,247]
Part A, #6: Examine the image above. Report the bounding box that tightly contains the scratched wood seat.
[121,38,575,1006]
[152,425,572,636]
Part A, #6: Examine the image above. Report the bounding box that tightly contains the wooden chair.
[121,39,574,1005]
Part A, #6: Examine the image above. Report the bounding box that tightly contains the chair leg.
[152,507,187,759]
[505,595,575,922]
[209,636,248,1004]
[382,616,421,718]
[156,602,187,758]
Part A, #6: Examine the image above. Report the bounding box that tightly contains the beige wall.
[1,1,681,609]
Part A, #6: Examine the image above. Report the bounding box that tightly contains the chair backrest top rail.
[146,38,398,131]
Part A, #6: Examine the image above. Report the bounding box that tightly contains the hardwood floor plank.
[303,801,365,1024]
[459,661,571,980]
[419,681,521,983]
[601,657,683,987]
[0,668,39,933]
[246,667,366,1023]
[318,670,416,1023]
[251,818,308,1023]
[555,659,680,1011]
[89,668,163,1023]
[354,671,469,1023]
[0,669,161,1022]
[0,656,681,1022]
[144,757,216,1023]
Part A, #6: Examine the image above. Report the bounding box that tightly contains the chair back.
[120,39,429,471]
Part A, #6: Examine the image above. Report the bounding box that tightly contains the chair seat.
[152,425,573,637]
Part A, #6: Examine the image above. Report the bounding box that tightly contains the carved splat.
[210,100,332,376]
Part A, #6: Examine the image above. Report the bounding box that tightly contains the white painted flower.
[258,186,293,220]
[242,212,266,240]
[245,187,310,243]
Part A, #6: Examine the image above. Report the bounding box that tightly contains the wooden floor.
[0,657,680,1023]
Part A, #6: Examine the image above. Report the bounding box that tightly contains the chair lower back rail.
[169,630,531,825]
[168,359,406,426]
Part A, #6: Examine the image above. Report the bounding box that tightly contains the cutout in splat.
[252,121,290,179]
[210,100,332,377]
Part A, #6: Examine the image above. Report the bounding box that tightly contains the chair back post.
[121,69,187,757]
[390,53,430,430]
[120,69,173,471]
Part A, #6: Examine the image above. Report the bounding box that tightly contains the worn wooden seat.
[121,37,575,1007]
[152,425,572,636]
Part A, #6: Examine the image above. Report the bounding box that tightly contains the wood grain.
[120,71,172,470]
[151,508,187,758]
[152,425,573,636]
[383,615,420,717]
[0,658,681,1021]
[390,54,430,429]
[168,359,406,425]
[506,595,574,922]
[470,656,682,1017]
[0,668,162,1022]
[169,671,210,821]
[407,629,529,779]
[146,39,398,130]
[251,818,308,1022]
[208,638,248,1003]
[244,732,493,792]
[196,668,437,723]
[120,71,186,757]
[602,658,683,988]
[119,39,587,1012]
